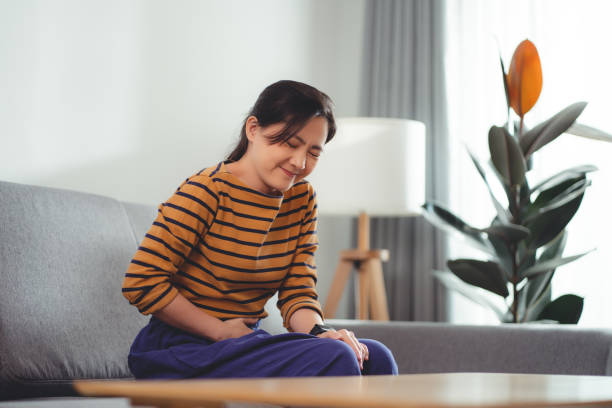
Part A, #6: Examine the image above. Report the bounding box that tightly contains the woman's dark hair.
[226,80,336,162]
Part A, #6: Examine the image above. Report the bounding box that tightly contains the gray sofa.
[1,180,611,407]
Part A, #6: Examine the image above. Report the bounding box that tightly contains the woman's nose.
[290,150,307,169]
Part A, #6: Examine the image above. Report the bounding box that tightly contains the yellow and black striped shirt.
[122,161,322,329]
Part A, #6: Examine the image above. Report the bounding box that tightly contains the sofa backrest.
[0,180,288,400]
[330,319,612,376]
[0,181,150,399]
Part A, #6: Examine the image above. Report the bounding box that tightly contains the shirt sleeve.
[122,175,218,315]
[276,184,323,329]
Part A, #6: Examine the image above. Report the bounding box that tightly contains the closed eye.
[285,139,320,158]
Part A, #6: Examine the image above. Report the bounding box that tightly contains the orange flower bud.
[507,39,543,117]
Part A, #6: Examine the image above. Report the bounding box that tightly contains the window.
[445,0,612,326]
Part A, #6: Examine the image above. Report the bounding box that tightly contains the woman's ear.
[245,116,259,142]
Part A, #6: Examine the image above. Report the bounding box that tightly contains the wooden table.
[74,372,612,408]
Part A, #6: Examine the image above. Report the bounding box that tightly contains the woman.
[122,80,398,378]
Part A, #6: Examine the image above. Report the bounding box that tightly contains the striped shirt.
[122,161,322,329]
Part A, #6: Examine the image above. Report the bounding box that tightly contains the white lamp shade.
[307,117,426,215]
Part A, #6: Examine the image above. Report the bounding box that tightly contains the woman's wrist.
[154,293,226,341]
[309,323,335,336]
[206,320,230,342]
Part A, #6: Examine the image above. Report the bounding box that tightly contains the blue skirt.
[128,317,398,379]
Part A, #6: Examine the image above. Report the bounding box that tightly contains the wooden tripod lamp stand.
[324,212,390,320]
[308,117,427,321]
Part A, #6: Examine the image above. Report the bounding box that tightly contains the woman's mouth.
[280,168,296,178]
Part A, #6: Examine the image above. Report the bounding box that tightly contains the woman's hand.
[213,317,259,342]
[317,329,369,370]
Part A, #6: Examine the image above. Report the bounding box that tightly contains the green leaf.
[467,148,510,223]
[529,175,585,212]
[530,165,597,192]
[537,180,590,213]
[518,182,531,220]
[447,259,509,297]
[523,231,567,310]
[539,230,568,262]
[521,249,593,279]
[499,53,510,111]
[525,189,584,249]
[524,282,553,322]
[536,294,584,324]
[489,126,527,186]
[487,234,513,281]
[524,319,558,324]
[516,241,536,280]
[489,160,519,215]
[433,270,505,320]
[517,278,535,322]
[501,310,515,323]
[523,175,587,246]
[520,102,587,158]
[480,224,530,244]
[526,177,590,224]
[421,202,494,255]
[567,122,612,143]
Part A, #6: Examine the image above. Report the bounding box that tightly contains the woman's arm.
[123,174,255,342]
[155,293,258,342]
[277,184,324,327]
[289,308,368,369]
[122,175,219,315]
[288,307,323,333]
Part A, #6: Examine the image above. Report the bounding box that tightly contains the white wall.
[0,0,366,205]
[0,0,364,319]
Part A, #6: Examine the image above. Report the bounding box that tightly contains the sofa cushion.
[330,319,612,376]
[0,181,148,399]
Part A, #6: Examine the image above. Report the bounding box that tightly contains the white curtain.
[445,0,612,326]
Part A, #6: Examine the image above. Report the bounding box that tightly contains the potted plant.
[423,39,611,323]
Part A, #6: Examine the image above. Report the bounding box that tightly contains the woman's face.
[245,116,328,195]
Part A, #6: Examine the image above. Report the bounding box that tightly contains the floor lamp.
[308,117,426,320]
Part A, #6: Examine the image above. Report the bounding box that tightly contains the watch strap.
[309,323,335,336]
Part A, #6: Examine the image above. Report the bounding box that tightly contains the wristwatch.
[309,323,335,336]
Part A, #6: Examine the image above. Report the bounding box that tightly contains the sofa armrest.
[327,319,612,376]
